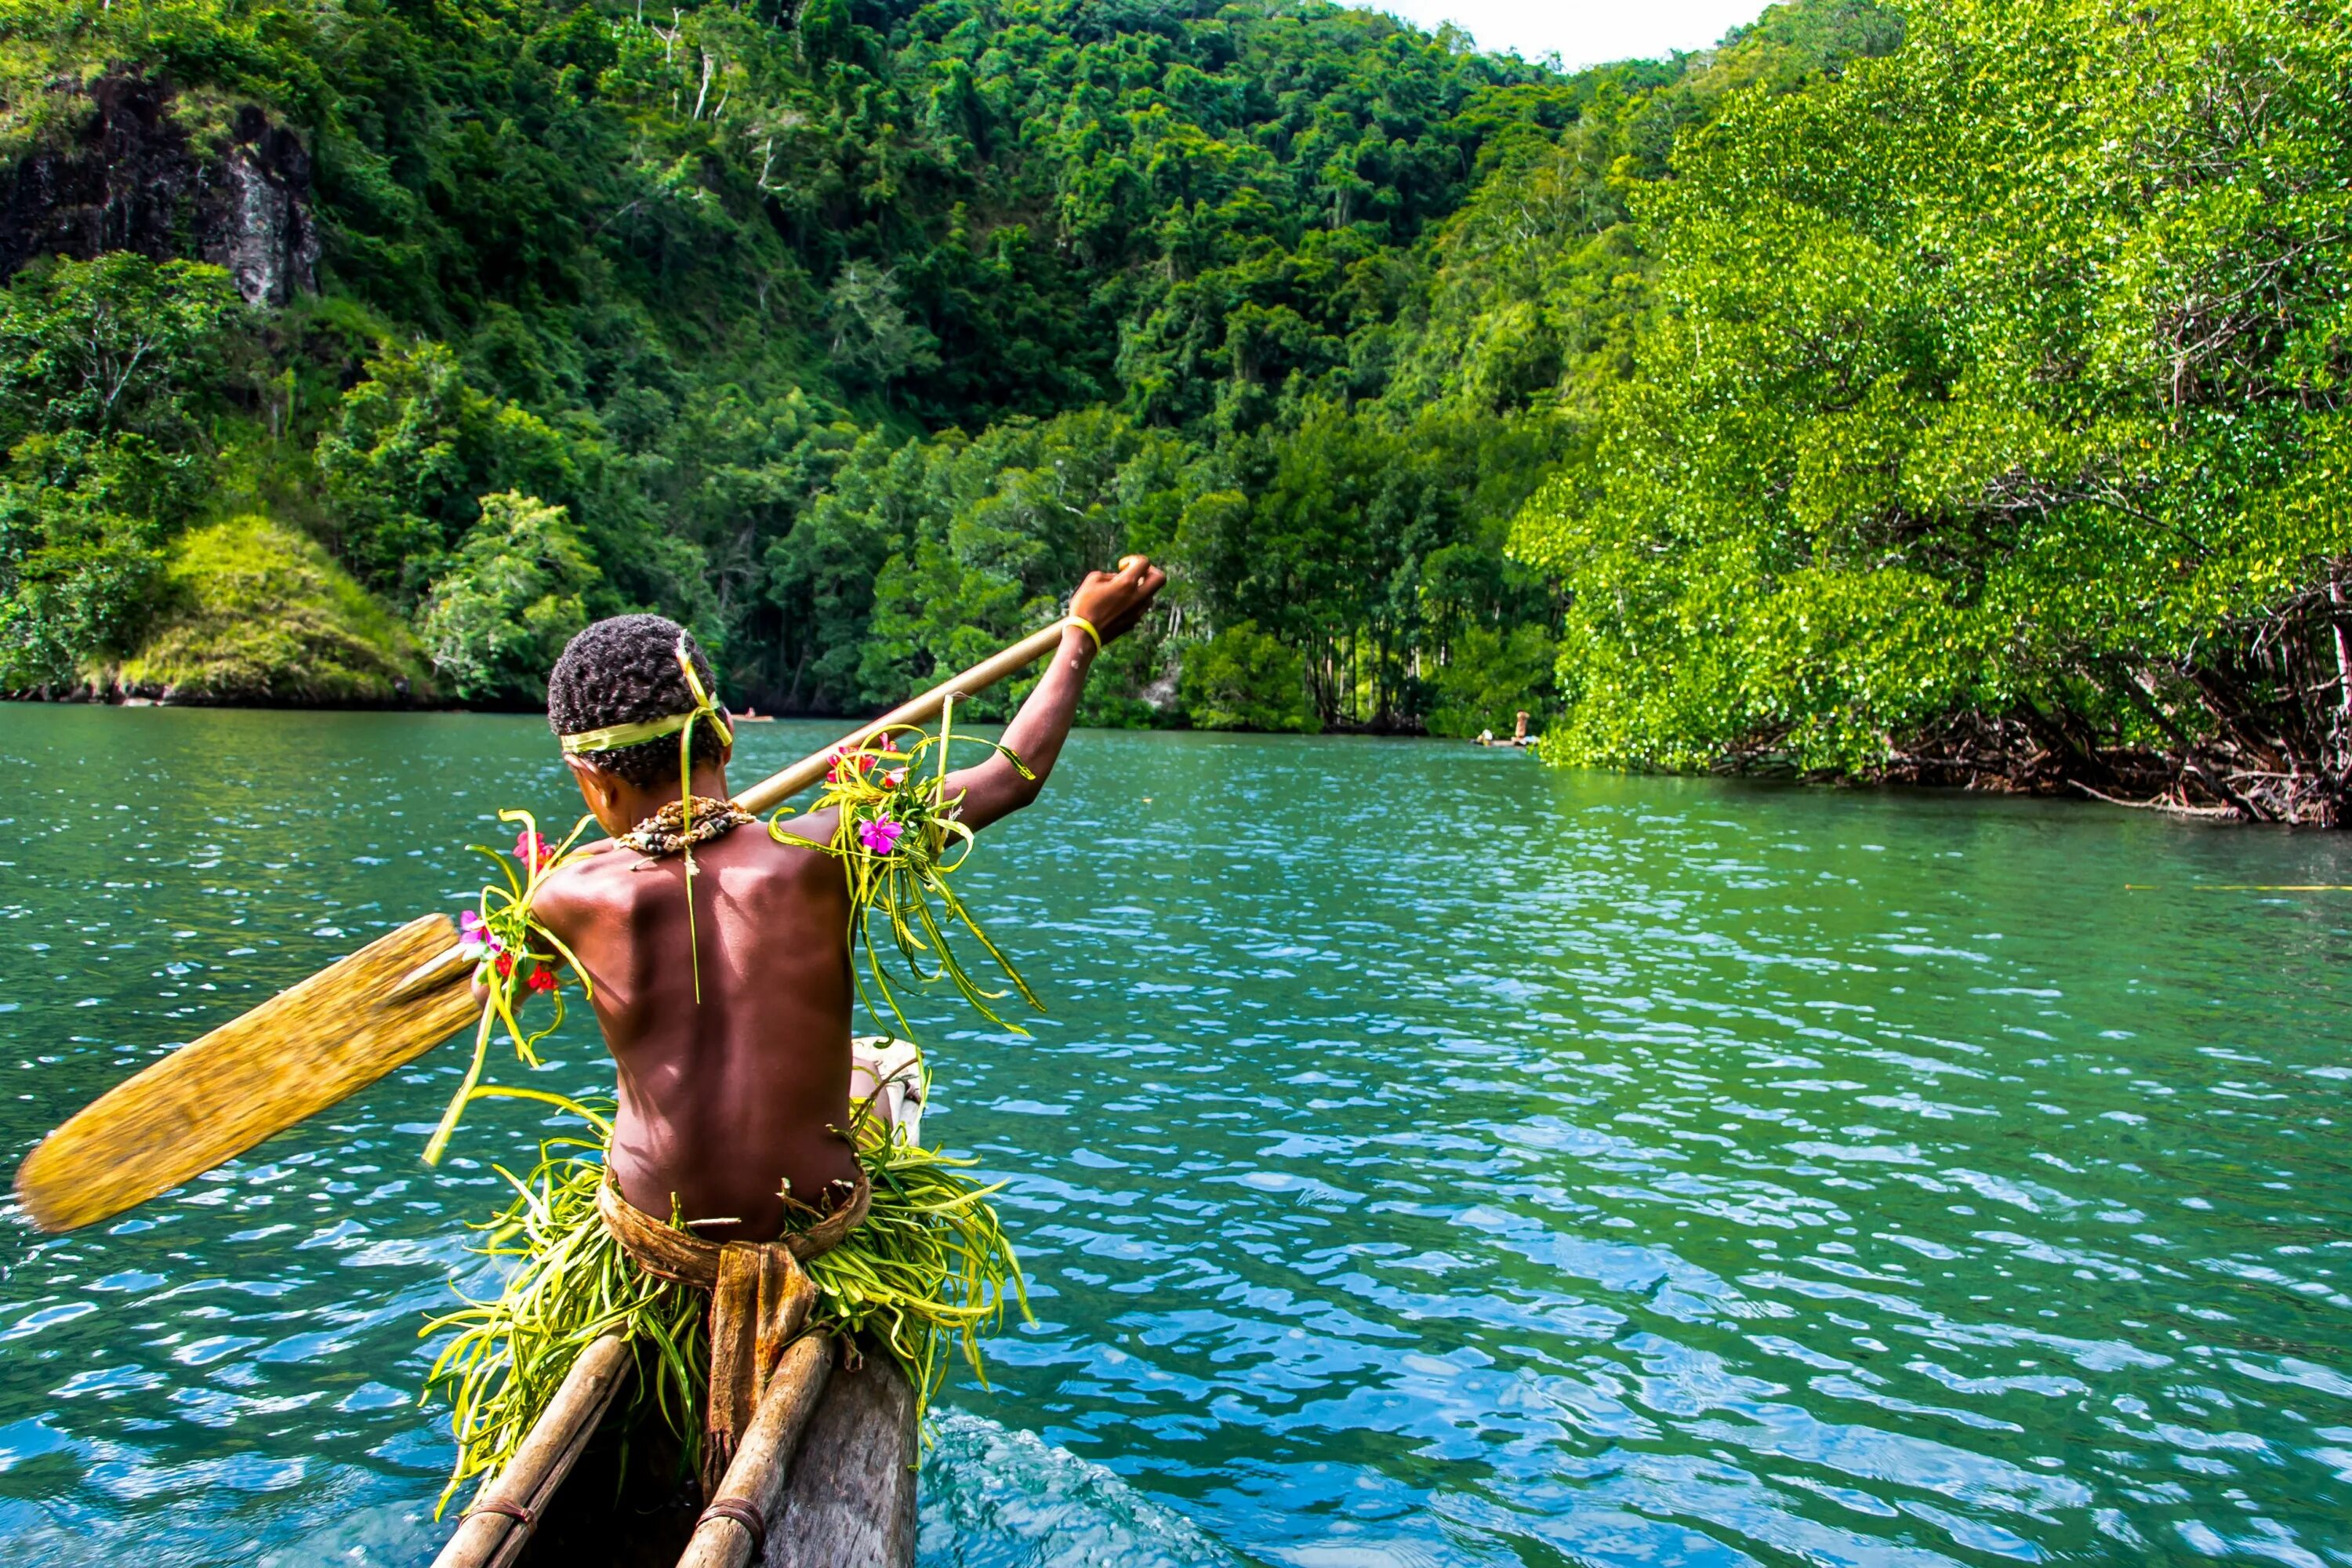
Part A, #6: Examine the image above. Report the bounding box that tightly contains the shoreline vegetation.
[2,0,2345,821]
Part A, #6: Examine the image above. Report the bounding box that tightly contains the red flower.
[525,964,558,993]
[826,748,880,784]
[495,951,516,979]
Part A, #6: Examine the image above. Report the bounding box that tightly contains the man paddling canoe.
[424,557,1166,1514]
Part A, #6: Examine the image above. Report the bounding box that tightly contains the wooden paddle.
[13,619,1083,1233]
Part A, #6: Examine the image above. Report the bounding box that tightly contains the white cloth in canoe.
[850,1035,924,1145]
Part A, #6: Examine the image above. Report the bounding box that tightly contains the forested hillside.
[0,0,1896,731]
[14,0,2331,820]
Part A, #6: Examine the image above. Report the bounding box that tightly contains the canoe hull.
[769,1349,918,1567]
[507,1346,916,1568]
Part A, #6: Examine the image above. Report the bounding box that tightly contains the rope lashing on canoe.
[698,1497,767,1555]
[462,1497,535,1527]
[597,1172,868,1497]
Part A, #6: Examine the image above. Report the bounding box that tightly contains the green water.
[1,706,2349,1567]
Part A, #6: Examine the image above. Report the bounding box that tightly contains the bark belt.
[597,1173,870,1497]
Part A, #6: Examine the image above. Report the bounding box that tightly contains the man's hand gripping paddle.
[13,616,1094,1233]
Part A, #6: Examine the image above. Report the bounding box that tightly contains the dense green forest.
[0,0,1896,735]
[5,0,2342,822]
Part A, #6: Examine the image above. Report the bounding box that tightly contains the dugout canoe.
[431,1037,928,1568]
[430,1331,917,1568]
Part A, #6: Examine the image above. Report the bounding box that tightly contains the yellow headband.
[558,642,735,757]
[561,712,695,754]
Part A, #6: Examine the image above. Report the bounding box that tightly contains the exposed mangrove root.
[2065,781,2240,822]
[1700,577,2352,829]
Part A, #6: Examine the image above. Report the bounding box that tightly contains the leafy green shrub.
[850,410,1204,719]
[315,345,577,605]
[0,253,243,441]
[112,517,426,704]
[1512,0,2352,815]
[824,265,940,394]
[1179,622,1318,733]
[0,527,165,694]
[419,492,598,706]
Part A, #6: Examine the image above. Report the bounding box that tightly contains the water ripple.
[0,712,2348,1563]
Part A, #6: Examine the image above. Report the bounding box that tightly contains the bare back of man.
[524,556,1167,1246]
[532,827,860,1242]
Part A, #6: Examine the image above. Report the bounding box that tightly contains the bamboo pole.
[675,1335,835,1568]
[731,619,1075,815]
[431,1333,634,1568]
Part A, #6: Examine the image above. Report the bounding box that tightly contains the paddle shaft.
[414,615,1077,992]
[732,618,1077,815]
[392,617,1080,1001]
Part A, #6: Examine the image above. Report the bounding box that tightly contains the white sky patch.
[1345,0,1777,71]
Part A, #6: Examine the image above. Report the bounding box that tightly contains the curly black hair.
[546,614,731,787]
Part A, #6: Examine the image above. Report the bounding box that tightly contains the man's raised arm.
[943,557,1167,833]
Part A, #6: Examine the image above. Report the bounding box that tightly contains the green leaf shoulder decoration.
[423,808,598,1166]
[766,695,1044,1044]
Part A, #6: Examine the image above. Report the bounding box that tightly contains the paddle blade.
[14,913,482,1232]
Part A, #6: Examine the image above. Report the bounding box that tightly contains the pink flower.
[458,909,501,960]
[858,816,905,855]
[882,768,906,789]
[513,829,551,871]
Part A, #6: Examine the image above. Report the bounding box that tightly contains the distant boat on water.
[1474,710,1538,749]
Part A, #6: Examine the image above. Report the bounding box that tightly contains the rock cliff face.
[0,77,318,305]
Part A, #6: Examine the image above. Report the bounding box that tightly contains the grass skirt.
[422,1098,1024,1514]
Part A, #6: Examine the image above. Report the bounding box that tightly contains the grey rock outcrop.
[0,77,318,306]
[209,107,319,307]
